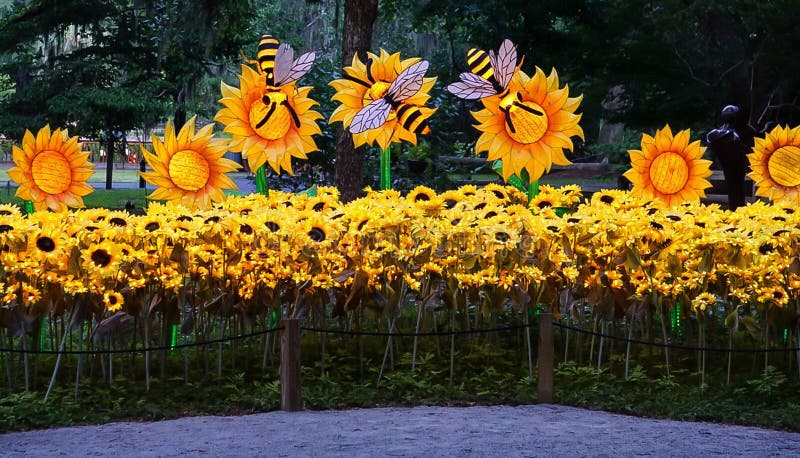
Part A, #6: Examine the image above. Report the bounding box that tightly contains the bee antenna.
[366,57,375,83]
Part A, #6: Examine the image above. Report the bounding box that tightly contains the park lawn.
[0,186,151,209]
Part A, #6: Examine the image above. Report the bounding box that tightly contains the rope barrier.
[553,322,800,353]
[300,323,532,337]
[0,326,284,355]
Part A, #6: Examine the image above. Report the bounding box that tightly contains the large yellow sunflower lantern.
[448,40,583,200]
[329,49,436,189]
[8,125,94,212]
[215,35,322,194]
[472,67,584,184]
[748,124,800,205]
[139,116,241,210]
[623,125,712,207]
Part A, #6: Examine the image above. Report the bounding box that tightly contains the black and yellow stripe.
[397,104,430,135]
[257,34,280,86]
[466,48,494,81]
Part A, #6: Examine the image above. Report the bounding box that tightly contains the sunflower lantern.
[448,39,584,204]
[8,125,95,212]
[748,124,800,206]
[139,116,241,210]
[216,34,323,195]
[623,125,712,208]
[329,49,437,190]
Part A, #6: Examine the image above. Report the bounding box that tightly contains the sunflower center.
[91,249,112,267]
[767,145,800,187]
[362,81,397,122]
[649,152,689,195]
[31,150,72,195]
[36,236,56,252]
[168,150,210,191]
[499,94,548,144]
[249,91,293,140]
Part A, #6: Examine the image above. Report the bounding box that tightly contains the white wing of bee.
[349,98,392,134]
[489,39,517,90]
[273,43,294,84]
[385,60,429,102]
[277,51,316,85]
[447,72,497,99]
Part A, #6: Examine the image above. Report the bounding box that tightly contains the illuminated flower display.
[8,125,94,211]
[329,49,436,150]
[623,125,713,207]
[472,67,584,182]
[747,124,800,206]
[139,117,241,210]
[216,64,322,175]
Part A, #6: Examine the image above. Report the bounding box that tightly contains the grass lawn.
[0,162,252,209]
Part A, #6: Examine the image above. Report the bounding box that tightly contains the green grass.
[0,186,150,209]
[0,163,253,209]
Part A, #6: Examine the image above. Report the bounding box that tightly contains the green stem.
[380,147,391,190]
[24,200,34,215]
[255,165,269,196]
[527,180,539,205]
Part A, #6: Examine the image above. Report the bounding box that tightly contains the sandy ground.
[2,404,799,457]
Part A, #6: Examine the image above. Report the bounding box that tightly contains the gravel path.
[2,404,798,457]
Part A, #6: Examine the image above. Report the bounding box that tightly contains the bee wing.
[386,60,429,102]
[492,39,517,90]
[277,52,316,85]
[349,98,392,134]
[447,72,497,99]
[273,43,294,85]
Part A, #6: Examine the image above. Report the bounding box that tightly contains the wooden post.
[280,318,302,411]
[537,312,554,403]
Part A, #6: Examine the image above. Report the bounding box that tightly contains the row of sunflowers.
[1,182,798,344]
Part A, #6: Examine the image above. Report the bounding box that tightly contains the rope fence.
[300,323,532,337]
[553,321,800,354]
[0,326,284,355]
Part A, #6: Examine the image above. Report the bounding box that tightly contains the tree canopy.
[0,0,798,193]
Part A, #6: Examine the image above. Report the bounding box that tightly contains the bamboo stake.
[449,308,456,388]
[3,331,10,389]
[625,319,633,380]
[659,301,671,378]
[377,316,396,385]
[45,308,76,402]
[217,315,224,379]
[21,335,29,392]
[144,312,150,392]
[74,324,82,401]
[597,320,605,373]
[262,312,271,373]
[108,335,114,386]
[525,308,533,380]
[411,299,423,372]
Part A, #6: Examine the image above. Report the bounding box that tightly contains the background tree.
[0,0,170,188]
[333,0,377,202]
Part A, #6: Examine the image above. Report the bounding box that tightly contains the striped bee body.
[466,48,502,93]
[349,60,430,134]
[256,35,280,87]
[244,34,316,130]
[447,39,518,100]
[396,104,430,135]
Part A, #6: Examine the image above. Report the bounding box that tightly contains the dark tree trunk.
[105,134,114,190]
[333,0,378,202]
[174,85,187,128]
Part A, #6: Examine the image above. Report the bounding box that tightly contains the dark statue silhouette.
[705,105,754,210]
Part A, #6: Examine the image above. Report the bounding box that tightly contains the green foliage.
[554,361,800,430]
